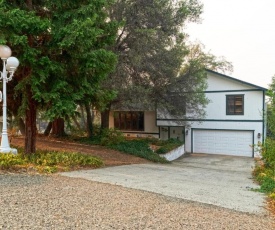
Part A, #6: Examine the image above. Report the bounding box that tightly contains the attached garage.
[192,129,254,157]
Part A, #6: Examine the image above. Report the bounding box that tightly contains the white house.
[109,70,267,157]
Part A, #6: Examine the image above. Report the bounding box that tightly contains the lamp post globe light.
[0,45,19,154]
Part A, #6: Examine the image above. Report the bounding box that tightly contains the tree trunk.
[80,105,86,129]
[24,87,37,154]
[85,103,94,138]
[44,121,52,136]
[18,117,26,135]
[101,107,110,129]
[72,115,81,130]
[51,118,66,137]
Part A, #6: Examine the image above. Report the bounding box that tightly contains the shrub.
[77,127,125,146]
[258,140,275,168]
[259,176,275,193]
[99,128,125,146]
[253,139,275,197]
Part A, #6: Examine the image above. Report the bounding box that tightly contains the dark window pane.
[138,112,144,130]
[114,112,119,128]
[132,113,137,130]
[227,96,235,114]
[120,113,126,129]
[126,113,132,130]
[226,95,244,115]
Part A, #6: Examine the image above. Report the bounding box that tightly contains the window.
[226,95,244,115]
[114,111,144,131]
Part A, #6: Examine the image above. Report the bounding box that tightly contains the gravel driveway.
[0,174,274,229]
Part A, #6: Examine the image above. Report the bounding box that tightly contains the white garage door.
[193,130,253,157]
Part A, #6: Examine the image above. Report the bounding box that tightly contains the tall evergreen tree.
[0,0,117,153]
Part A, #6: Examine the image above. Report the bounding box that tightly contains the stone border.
[159,144,185,161]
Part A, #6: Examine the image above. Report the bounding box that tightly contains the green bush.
[110,139,168,163]
[259,176,275,193]
[99,128,125,146]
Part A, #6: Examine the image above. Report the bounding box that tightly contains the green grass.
[0,148,103,173]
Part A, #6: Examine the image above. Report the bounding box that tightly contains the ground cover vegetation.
[0,148,103,173]
[110,139,169,163]
[75,127,183,163]
[0,0,232,156]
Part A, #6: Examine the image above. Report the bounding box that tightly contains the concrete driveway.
[61,153,266,214]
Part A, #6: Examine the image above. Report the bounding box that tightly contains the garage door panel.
[193,130,253,157]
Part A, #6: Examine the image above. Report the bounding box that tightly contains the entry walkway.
[61,154,266,214]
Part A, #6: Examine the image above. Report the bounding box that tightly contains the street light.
[0,45,19,154]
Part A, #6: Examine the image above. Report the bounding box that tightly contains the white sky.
[186,0,275,88]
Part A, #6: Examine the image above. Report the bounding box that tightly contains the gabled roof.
[206,69,267,91]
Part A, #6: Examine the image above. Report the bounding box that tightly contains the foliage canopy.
[103,0,232,122]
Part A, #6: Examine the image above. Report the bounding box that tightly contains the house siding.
[157,71,266,157]
[203,90,263,120]
[108,70,266,157]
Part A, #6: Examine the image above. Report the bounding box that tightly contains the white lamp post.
[0,45,19,154]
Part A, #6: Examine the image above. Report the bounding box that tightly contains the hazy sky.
[186,0,275,88]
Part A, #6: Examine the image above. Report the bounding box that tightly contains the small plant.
[0,153,26,169]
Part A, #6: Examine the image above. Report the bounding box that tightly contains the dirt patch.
[10,136,149,167]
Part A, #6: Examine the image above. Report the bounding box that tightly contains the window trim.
[226,94,244,115]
